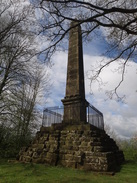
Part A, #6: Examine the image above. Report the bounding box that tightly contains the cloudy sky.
[45,38,137,139]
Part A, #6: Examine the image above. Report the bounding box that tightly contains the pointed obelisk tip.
[70,20,78,26]
[69,21,81,30]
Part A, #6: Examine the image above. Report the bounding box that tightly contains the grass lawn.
[0,157,137,183]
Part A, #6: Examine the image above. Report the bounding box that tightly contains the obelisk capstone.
[62,22,88,123]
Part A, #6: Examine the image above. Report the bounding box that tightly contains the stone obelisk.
[62,22,88,123]
[19,22,125,172]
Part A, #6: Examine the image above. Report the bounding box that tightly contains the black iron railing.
[42,106,63,127]
[87,104,104,130]
[42,104,104,130]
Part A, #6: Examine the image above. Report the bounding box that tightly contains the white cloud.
[46,51,68,106]
[84,55,137,139]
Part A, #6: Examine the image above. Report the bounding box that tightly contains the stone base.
[18,123,124,172]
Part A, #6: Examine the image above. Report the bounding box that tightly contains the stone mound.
[18,123,124,172]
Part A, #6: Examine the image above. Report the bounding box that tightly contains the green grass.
[0,160,137,183]
[0,149,137,183]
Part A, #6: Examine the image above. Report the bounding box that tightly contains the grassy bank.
[0,155,137,183]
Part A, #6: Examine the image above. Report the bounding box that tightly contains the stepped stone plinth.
[19,123,124,172]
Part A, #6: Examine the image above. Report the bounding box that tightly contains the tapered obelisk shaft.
[62,22,88,123]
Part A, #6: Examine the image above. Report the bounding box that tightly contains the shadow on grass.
[125,159,135,164]
[115,165,122,173]
[110,159,135,174]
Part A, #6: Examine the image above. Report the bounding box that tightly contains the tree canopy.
[33,0,137,99]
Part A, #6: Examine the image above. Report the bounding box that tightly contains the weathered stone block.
[26,151,33,157]
[72,146,79,151]
[60,141,65,146]
[40,152,47,158]
[81,141,88,146]
[62,145,73,150]
[59,154,65,160]
[65,141,73,146]
[74,151,84,157]
[80,136,92,142]
[59,149,67,154]
[84,151,95,156]
[46,152,57,160]
[49,146,58,153]
[44,142,50,148]
[23,156,32,162]
[74,156,82,163]
[35,145,44,153]
[65,160,77,168]
[49,136,58,141]
[65,154,74,161]
[93,146,104,152]
[32,144,39,148]
[40,137,48,143]
[32,152,39,159]
[98,157,108,164]
[79,146,93,151]
[43,134,49,138]
[48,141,58,146]
[85,156,97,163]
[83,131,91,136]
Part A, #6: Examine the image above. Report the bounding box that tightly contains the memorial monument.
[62,21,88,123]
[18,22,124,172]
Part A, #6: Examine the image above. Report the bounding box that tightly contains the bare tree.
[33,0,137,99]
[0,0,36,123]
[9,61,50,148]
[0,0,51,156]
[0,0,35,96]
